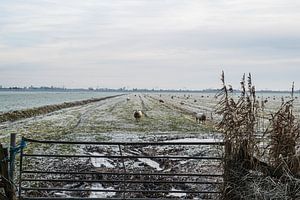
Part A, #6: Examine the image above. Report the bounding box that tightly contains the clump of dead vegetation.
[267,83,300,175]
[215,72,300,199]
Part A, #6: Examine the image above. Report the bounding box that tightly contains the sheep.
[126,97,130,101]
[195,112,206,123]
[133,110,143,121]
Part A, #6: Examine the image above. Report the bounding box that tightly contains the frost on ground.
[89,183,115,198]
[89,152,115,168]
[0,93,249,198]
[138,158,164,171]
[167,188,187,198]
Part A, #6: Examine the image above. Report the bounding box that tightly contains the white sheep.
[195,112,206,123]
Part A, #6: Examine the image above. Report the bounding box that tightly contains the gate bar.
[21,178,222,185]
[22,198,217,200]
[21,187,221,194]
[23,138,224,146]
[22,154,222,160]
[21,170,223,177]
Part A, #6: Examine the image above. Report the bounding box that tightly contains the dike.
[0,94,124,123]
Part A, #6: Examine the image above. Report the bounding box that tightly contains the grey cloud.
[0,0,300,90]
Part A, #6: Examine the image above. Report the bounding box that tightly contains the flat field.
[0,92,299,199]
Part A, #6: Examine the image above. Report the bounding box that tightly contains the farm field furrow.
[1,92,300,199]
[1,93,223,199]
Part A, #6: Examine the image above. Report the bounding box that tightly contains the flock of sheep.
[129,96,207,123]
[129,94,298,123]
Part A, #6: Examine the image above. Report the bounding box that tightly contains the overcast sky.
[0,0,300,90]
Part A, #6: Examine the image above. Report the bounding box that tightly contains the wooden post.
[0,194,7,200]
[0,144,16,200]
[223,140,231,182]
[223,141,232,200]
[9,133,16,181]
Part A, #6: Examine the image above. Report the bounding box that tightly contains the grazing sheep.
[133,110,143,121]
[126,97,130,101]
[195,112,206,123]
[159,99,164,103]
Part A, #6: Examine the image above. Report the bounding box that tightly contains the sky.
[0,0,300,90]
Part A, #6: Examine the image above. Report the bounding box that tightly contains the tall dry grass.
[215,72,300,199]
[266,82,300,175]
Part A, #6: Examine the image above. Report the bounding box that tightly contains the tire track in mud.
[135,94,149,117]
[138,94,150,111]
[73,96,127,129]
[72,103,101,129]
[107,98,127,113]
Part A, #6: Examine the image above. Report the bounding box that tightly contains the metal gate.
[19,137,224,200]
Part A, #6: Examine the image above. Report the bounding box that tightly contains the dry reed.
[215,72,300,199]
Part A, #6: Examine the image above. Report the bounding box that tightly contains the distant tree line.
[0,85,299,93]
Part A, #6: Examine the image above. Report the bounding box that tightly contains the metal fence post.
[118,144,127,200]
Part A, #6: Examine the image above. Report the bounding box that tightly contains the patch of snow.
[100,132,142,142]
[53,192,69,197]
[167,188,186,197]
[138,158,163,171]
[179,160,189,165]
[89,183,115,198]
[89,152,114,168]
[165,137,222,143]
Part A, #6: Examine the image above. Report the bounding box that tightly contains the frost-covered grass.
[1,92,299,149]
[1,92,299,198]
